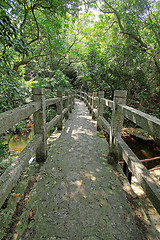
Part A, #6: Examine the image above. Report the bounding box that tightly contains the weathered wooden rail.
[76,90,160,214]
[0,88,74,208]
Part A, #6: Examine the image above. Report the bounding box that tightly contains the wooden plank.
[0,102,41,135]
[99,116,111,134]
[117,136,160,214]
[46,115,61,133]
[0,134,42,208]
[46,97,60,107]
[101,98,113,109]
[117,104,160,139]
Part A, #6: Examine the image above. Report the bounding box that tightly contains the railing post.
[87,92,90,108]
[57,90,63,130]
[86,93,88,106]
[84,92,86,104]
[89,92,92,113]
[65,91,69,119]
[109,90,127,162]
[87,92,90,110]
[71,92,74,109]
[97,91,104,131]
[81,91,83,101]
[85,93,87,104]
[69,92,72,113]
[92,92,97,120]
[32,88,47,162]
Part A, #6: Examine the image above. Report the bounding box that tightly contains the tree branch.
[13,54,50,72]
[58,37,78,66]
[145,7,160,46]
[28,6,39,45]
[20,2,28,35]
[101,0,148,49]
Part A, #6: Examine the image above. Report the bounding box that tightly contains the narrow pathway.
[15,100,142,240]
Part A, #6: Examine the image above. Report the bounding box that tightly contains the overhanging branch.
[28,6,39,45]
[13,54,50,72]
[20,2,28,35]
[101,0,148,49]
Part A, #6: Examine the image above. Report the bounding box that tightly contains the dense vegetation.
[1,0,160,115]
[1,0,160,163]
[0,0,160,120]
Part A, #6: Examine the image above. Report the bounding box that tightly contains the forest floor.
[0,100,159,240]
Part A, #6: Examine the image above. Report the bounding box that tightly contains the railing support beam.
[97,91,104,131]
[64,91,69,120]
[57,90,63,130]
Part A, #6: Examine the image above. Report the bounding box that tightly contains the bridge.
[0,89,160,239]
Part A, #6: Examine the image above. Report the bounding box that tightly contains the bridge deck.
[11,100,143,239]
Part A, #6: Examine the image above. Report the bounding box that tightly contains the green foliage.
[32,70,72,98]
[0,0,160,119]
[52,70,72,91]
[0,139,8,161]
[0,65,30,113]
[0,147,17,175]
[0,4,28,56]
[64,0,159,117]
[0,161,9,175]
[12,120,29,134]
[46,108,56,122]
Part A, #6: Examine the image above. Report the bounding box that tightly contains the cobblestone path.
[15,100,143,240]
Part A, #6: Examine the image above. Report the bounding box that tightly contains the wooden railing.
[76,90,160,214]
[0,88,74,208]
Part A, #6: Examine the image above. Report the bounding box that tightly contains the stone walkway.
[15,100,143,240]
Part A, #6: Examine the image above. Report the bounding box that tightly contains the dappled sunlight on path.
[12,100,144,240]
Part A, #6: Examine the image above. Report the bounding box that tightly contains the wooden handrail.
[117,104,160,139]
[118,136,160,214]
[0,134,43,207]
[76,90,160,214]
[0,102,41,135]
[0,88,75,208]
[46,97,60,107]
[101,98,113,109]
